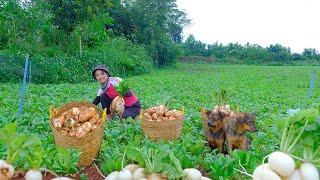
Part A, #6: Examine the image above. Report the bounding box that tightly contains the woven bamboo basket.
[49,101,106,167]
[140,111,184,140]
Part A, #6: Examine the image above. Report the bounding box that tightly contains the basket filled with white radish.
[235,105,320,180]
[50,101,106,167]
[140,105,184,140]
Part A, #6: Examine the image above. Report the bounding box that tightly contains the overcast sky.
[176,0,320,53]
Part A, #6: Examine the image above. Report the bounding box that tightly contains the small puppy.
[223,112,257,154]
[201,108,225,153]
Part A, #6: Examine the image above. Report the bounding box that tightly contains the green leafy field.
[0,64,319,179]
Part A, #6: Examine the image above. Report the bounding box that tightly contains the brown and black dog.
[201,109,225,153]
[222,112,257,154]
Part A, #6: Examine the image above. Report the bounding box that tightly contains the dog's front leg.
[217,140,224,153]
[239,138,249,150]
[226,137,233,155]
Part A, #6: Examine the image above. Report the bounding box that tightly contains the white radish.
[25,169,43,180]
[299,163,319,180]
[133,168,145,180]
[201,177,212,180]
[51,178,74,180]
[253,168,281,180]
[124,164,139,174]
[118,169,132,180]
[105,171,119,180]
[253,163,271,178]
[0,160,14,180]
[72,107,80,116]
[283,169,302,180]
[147,173,161,180]
[268,151,295,177]
[183,168,202,180]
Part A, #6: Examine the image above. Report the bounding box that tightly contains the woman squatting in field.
[91,65,141,119]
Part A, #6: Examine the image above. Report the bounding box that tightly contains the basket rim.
[140,116,184,123]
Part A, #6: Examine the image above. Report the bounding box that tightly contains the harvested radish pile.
[213,104,232,116]
[142,105,183,121]
[247,152,319,180]
[105,164,211,180]
[236,106,320,180]
[212,89,233,117]
[52,106,103,138]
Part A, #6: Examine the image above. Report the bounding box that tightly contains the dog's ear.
[206,110,212,116]
[200,108,208,118]
[251,112,257,121]
[200,108,211,116]
[236,112,245,123]
[200,108,207,115]
[200,108,212,118]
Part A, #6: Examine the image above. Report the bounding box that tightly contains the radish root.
[233,159,257,180]
[39,168,59,177]
[94,162,106,179]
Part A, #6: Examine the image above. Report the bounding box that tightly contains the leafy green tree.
[49,0,112,33]
[125,0,190,66]
[302,48,320,60]
[183,34,207,56]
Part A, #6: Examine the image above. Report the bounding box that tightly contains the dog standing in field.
[222,112,257,154]
[200,109,225,153]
